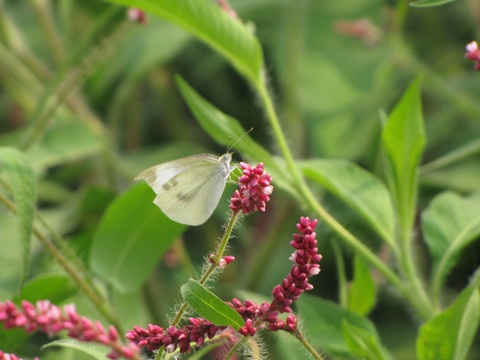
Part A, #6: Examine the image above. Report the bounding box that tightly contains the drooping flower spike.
[0,300,140,360]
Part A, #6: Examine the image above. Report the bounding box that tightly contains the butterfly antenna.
[227,127,253,153]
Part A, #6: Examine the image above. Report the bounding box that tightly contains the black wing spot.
[163,177,179,191]
[176,191,196,201]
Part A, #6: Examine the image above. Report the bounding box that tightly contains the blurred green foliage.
[0,0,480,359]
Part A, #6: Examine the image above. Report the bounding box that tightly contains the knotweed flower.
[126,217,321,353]
[126,319,230,353]
[0,300,139,360]
[230,162,273,214]
[229,217,322,333]
[465,41,480,70]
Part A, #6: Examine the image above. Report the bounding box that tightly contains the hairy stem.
[156,211,241,360]
[0,191,124,335]
[293,328,324,360]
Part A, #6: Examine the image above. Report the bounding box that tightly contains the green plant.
[1,0,480,359]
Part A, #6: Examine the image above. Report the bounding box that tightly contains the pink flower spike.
[230,162,273,214]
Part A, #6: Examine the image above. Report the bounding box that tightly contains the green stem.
[254,70,436,321]
[27,0,65,65]
[224,336,248,360]
[155,211,241,360]
[256,78,402,288]
[293,328,324,360]
[393,0,410,32]
[420,138,480,174]
[0,191,124,335]
[398,232,435,320]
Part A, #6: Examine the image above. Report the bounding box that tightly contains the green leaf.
[302,159,395,247]
[347,256,377,316]
[381,76,425,237]
[15,274,77,304]
[104,0,263,85]
[43,339,110,360]
[0,147,36,289]
[342,319,394,360]
[296,294,379,356]
[175,75,298,197]
[90,183,186,292]
[28,121,103,171]
[417,286,480,360]
[410,0,457,7]
[181,279,244,329]
[422,191,480,296]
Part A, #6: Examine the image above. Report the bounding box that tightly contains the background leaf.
[347,255,377,316]
[381,76,425,237]
[14,274,77,304]
[43,339,110,360]
[302,159,395,247]
[342,319,394,360]
[103,0,263,85]
[417,286,480,360]
[181,279,244,329]
[0,147,36,289]
[422,190,480,296]
[410,0,457,7]
[296,294,379,357]
[90,183,186,292]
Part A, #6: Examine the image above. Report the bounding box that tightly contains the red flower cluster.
[465,41,480,70]
[230,217,322,334]
[126,217,322,354]
[125,318,231,353]
[0,300,139,360]
[230,162,273,214]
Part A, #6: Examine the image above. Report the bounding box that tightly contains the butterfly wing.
[135,154,230,226]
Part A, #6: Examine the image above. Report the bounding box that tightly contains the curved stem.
[293,328,324,360]
[155,211,241,360]
[254,70,437,321]
[0,191,124,335]
[255,79,403,289]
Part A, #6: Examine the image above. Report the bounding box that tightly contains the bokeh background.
[1,0,480,359]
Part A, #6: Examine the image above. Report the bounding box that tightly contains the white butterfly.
[135,152,234,226]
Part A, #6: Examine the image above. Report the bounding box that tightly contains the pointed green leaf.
[181,279,244,329]
[342,320,394,360]
[176,75,298,197]
[381,76,425,237]
[422,191,480,296]
[0,147,36,288]
[43,339,110,360]
[417,286,480,360]
[302,159,395,247]
[348,256,377,316]
[104,0,263,85]
[410,0,457,7]
[296,294,379,356]
[90,183,186,292]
